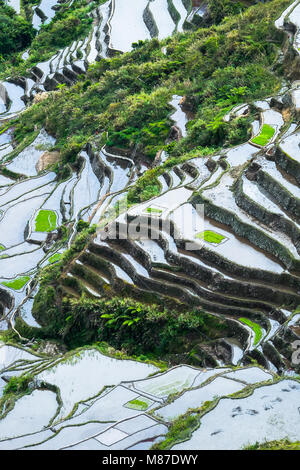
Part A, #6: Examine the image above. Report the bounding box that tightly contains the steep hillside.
[0,0,300,451]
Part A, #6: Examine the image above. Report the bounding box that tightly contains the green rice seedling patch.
[146,207,163,215]
[124,397,153,411]
[35,210,57,232]
[195,230,226,244]
[251,124,275,147]
[2,276,30,291]
[49,253,62,264]
[239,317,263,345]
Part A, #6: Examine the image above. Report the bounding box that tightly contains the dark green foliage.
[0,1,35,57]
[127,168,162,204]
[206,0,248,25]
[31,292,228,359]
[0,0,106,76]
[77,219,90,232]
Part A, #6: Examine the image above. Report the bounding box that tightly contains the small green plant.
[153,413,199,450]
[245,439,300,450]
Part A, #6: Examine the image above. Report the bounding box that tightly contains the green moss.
[239,317,263,345]
[35,210,57,232]
[195,230,226,244]
[2,276,30,291]
[251,124,275,147]
[0,244,4,251]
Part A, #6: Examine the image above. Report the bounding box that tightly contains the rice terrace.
[0,0,300,453]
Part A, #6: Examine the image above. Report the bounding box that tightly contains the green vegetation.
[251,124,275,146]
[12,0,288,171]
[125,398,152,411]
[35,209,57,232]
[196,230,226,244]
[49,253,62,264]
[153,413,199,450]
[0,0,107,77]
[31,294,229,357]
[0,244,4,251]
[205,0,248,26]
[146,207,163,215]
[0,1,34,59]
[3,375,31,397]
[17,223,228,360]
[2,276,30,291]
[245,439,300,450]
[239,317,263,345]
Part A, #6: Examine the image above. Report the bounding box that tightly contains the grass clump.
[251,124,275,146]
[239,317,263,345]
[35,209,57,232]
[3,375,32,397]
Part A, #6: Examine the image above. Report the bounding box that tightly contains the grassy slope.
[12,0,289,171]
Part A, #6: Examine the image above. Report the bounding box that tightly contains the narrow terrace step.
[74,259,111,287]
[253,156,300,220]
[172,0,189,32]
[114,235,296,318]
[151,227,300,308]
[148,0,176,40]
[276,131,300,184]
[66,272,102,299]
[89,238,282,323]
[82,249,135,286]
[234,175,300,255]
[60,284,81,299]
